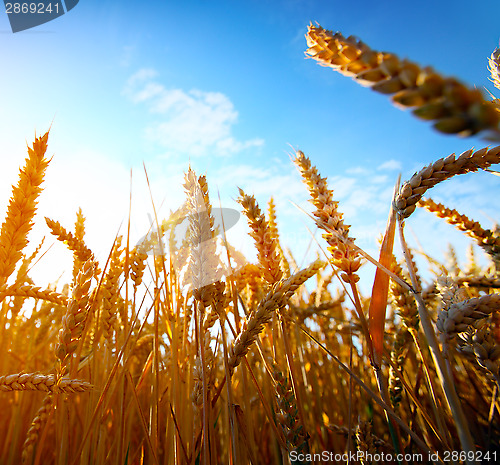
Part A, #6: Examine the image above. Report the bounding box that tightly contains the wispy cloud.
[123,69,264,157]
[377,159,402,171]
[120,44,137,67]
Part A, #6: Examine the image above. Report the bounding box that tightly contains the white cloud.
[377,159,402,171]
[346,166,370,175]
[125,68,158,89]
[120,44,137,67]
[123,69,264,157]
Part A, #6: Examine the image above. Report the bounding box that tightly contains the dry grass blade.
[368,182,398,368]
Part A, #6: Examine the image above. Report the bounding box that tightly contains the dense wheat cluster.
[1,23,500,465]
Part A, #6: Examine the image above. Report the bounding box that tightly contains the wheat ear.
[238,188,283,285]
[55,259,95,373]
[388,327,411,409]
[458,326,500,384]
[488,46,500,91]
[0,131,50,287]
[394,145,500,219]
[183,168,223,293]
[130,247,148,289]
[0,283,68,307]
[273,367,310,461]
[21,394,53,463]
[268,197,290,278]
[305,24,500,139]
[72,208,86,281]
[293,150,361,283]
[0,372,93,393]
[228,260,323,376]
[100,237,124,343]
[436,293,500,340]
[45,217,95,265]
[419,197,500,268]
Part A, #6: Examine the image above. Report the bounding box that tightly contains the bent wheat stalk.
[418,197,500,268]
[228,260,323,376]
[394,145,500,219]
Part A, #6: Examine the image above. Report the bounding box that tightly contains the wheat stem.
[398,220,478,464]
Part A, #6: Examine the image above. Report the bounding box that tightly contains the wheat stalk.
[0,372,93,393]
[238,188,283,285]
[228,260,323,376]
[488,47,500,91]
[0,131,51,287]
[394,145,500,219]
[305,23,500,139]
[293,150,361,283]
[45,217,96,266]
[419,197,500,267]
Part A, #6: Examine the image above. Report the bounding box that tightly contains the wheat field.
[1,23,500,465]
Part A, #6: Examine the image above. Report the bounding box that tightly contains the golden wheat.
[0,131,50,287]
[2,22,500,465]
[419,197,500,267]
[394,145,500,219]
[0,372,92,393]
[306,24,500,139]
[228,260,323,375]
[238,188,283,285]
[293,150,361,283]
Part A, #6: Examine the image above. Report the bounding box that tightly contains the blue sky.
[1,0,499,289]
